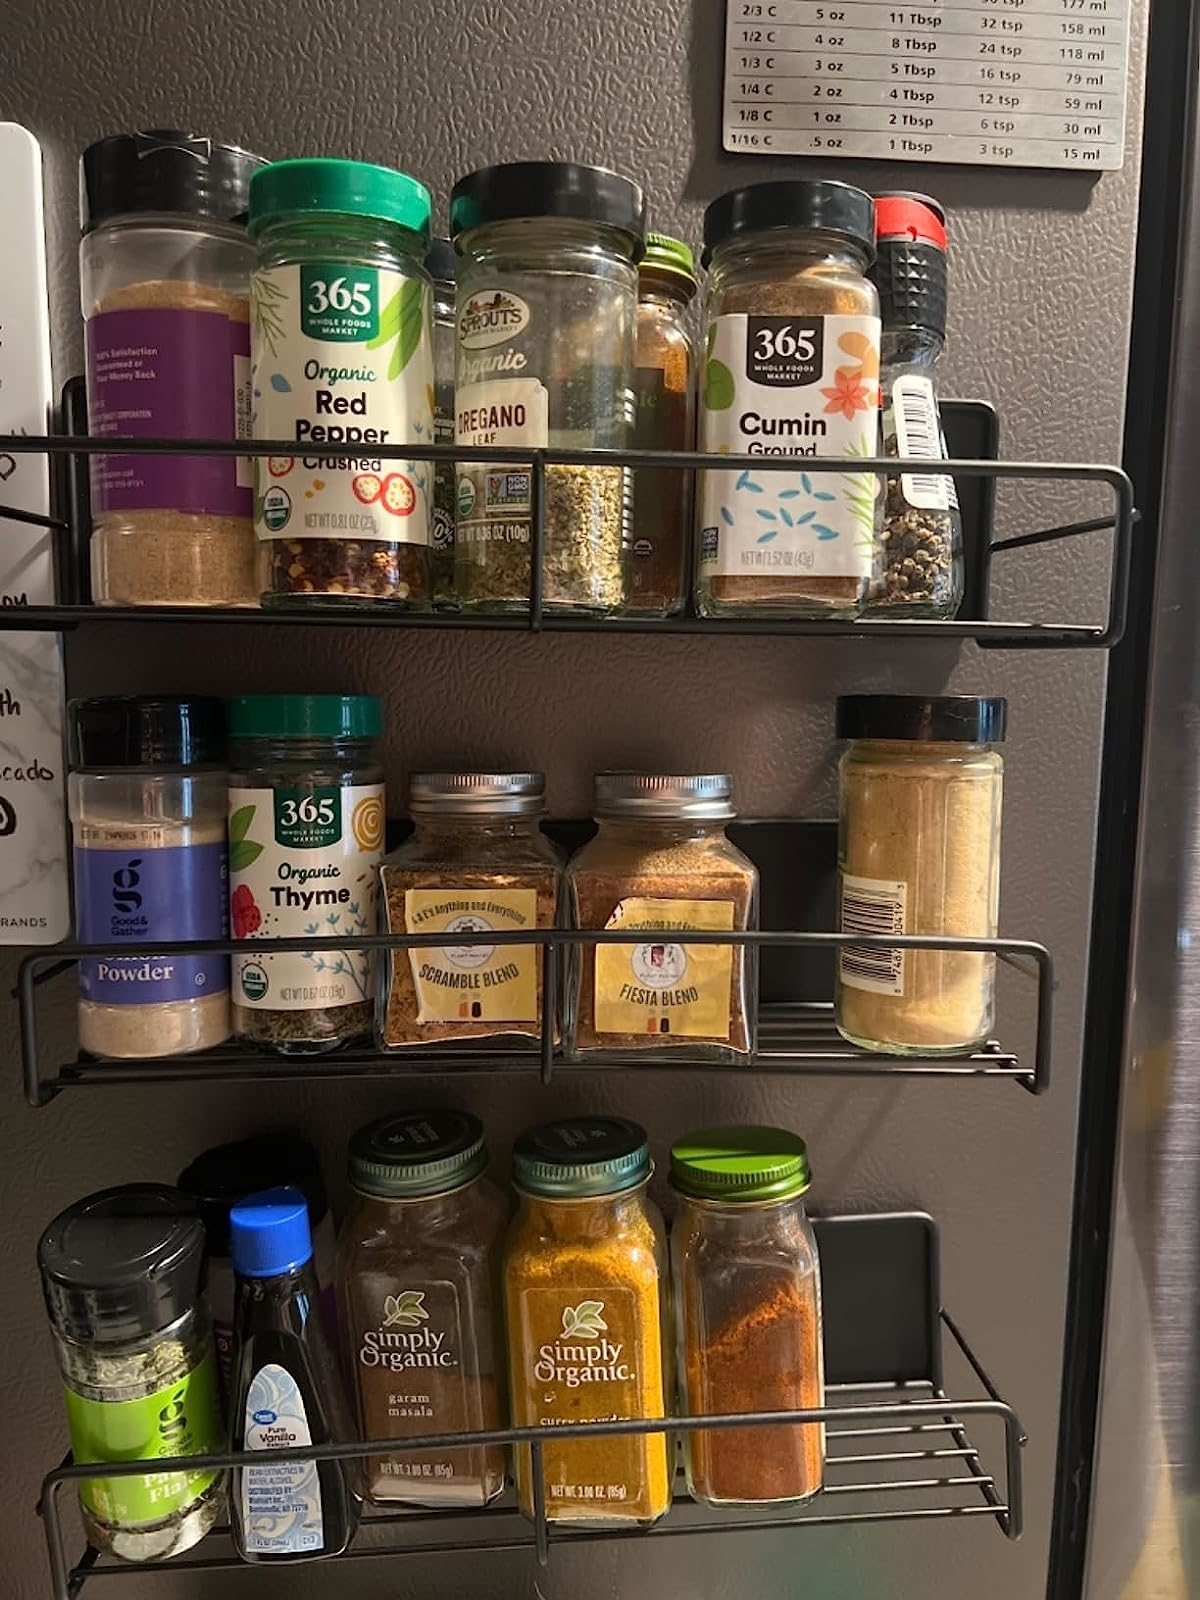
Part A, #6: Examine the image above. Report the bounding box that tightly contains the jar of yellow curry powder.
[504,1116,671,1528]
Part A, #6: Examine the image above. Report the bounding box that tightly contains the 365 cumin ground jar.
[835,694,1006,1055]
[696,180,882,619]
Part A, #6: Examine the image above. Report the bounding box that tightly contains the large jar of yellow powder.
[835,694,1006,1056]
[504,1116,671,1529]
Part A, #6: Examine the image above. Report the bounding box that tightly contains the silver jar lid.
[409,772,546,817]
[594,773,735,821]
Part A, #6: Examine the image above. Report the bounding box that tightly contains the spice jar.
[378,772,562,1051]
[628,234,697,616]
[670,1127,824,1507]
[81,131,265,607]
[505,1116,671,1528]
[566,774,758,1061]
[69,696,230,1060]
[248,159,435,608]
[39,1184,224,1562]
[228,694,384,1053]
[450,161,644,614]
[835,695,1005,1054]
[337,1109,509,1507]
[866,194,963,617]
[427,237,458,606]
[696,181,882,619]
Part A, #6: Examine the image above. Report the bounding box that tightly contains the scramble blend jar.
[228,695,384,1053]
[504,1116,671,1528]
[697,181,881,619]
[248,159,435,607]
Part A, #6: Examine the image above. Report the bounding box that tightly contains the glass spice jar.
[228,694,384,1053]
[81,131,265,607]
[504,1116,672,1529]
[248,159,435,608]
[627,234,697,616]
[835,695,1005,1055]
[450,161,644,614]
[865,194,963,617]
[337,1109,509,1507]
[670,1126,825,1507]
[39,1184,225,1562]
[378,772,563,1051]
[427,237,458,607]
[565,774,758,1061]
[69,695,231,1060]
[696,181,882,619]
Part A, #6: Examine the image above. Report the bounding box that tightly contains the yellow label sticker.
[593,897,735,1040]
[404,888,538,1024]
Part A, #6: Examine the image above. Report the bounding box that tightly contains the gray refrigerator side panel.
[0,0,1148,1596]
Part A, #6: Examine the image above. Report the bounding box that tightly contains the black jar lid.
[450,161,645,250]
[872,192,948,337]
[513,1116,652,1199]
[68,696,227,771]
[80,130,266,232]
[349,1110,489,1199]
[837,694,1007,743]
[703,179,875,267]
[177,1133,330,1258]
[39,1184,206,1344]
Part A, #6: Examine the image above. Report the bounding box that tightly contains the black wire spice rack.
[37,1214,1025,1597]
[0,404,1136,648]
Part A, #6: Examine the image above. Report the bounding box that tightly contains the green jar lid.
[513,1117,651,1199]
[670,1126,812,1202]
[248,158,431,241]
[349,1110,488,1199]
[229,694,381,740]
[641,232,697,286]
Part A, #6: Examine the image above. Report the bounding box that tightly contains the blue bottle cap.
[230,1186,313,1278]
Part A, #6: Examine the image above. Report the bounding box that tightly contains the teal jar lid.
[513,1117,651,1199]
[248,158,431,242]
[641,232,697,288]
[671,1126,812,1202]
[349,1110,488,1199]
[229,694,381,740]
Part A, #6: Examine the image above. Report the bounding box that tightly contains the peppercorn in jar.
[248,159,435,607]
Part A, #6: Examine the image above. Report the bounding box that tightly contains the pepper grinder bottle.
[229,1187,357,1562]
[866,192,963,617]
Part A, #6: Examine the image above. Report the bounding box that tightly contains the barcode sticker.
[891,375,953,514]
[839,872,908,997]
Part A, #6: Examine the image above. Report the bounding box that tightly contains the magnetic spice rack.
[37,1214,1025,1596]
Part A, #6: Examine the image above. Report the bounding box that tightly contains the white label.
[722,0,1129,172]
[890,374,952,512]
[229,783,383,1011]
[250,263,433,544]
[242,1363,324,1555]
[839,872,908,996]
[455,378,549,549]
[456,378,548,450]
[699,313,880,580]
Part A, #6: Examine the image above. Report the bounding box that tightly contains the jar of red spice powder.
[670,1125,825,1507]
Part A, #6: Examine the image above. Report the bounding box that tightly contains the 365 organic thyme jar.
[450,162,644,613]
[228,695,384,1053]
[697,181,882,618]
[248,159,435,607]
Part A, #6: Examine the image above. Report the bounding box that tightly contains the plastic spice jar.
[565,774,759,1061]
[670,1126,824,1507]
[81,131,265,607]
[835,695,1006,1055]
[697,181,882,619]
[427,237,458,606]
[378,772,563,1051]
[505,1116,671,1528]
[628,234,698,616]
[228,694,384,1054]
[449,161,645,614]
[39,1184,225,1562]
[337,1110,509,1507]
[247,159,435,607]
[866,194,963,617]
[69,696,230,1060]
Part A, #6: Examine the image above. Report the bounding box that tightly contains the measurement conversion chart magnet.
[723,0,1129,170]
